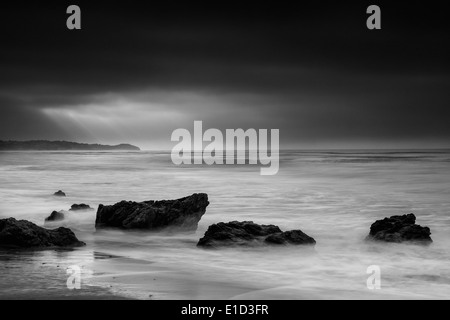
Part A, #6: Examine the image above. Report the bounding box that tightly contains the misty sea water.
[0,150,450,299]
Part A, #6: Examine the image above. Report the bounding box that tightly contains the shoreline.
[0,248,132,300]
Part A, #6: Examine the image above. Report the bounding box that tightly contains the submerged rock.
[95,193,209,231]
[54,190,66,197]
[197,221,316,248]
[366,213,432,244]
[69,204,92,211]
[45,210,65,222]
[0,218,85,248]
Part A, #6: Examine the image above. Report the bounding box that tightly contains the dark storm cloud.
[0,96,72,140]
[0,1,449,148]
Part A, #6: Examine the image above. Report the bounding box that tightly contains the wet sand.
[84,255,263,300]
[0,249,131,300]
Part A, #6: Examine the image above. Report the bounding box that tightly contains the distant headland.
[0,140,140,151]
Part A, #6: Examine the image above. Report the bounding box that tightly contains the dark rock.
[197,221,316,248]
[45,211,65,222]
[69,204,92,211]
[265,230,316,245]
[366,213,432,244]
[0,218,85,248]
[95,193,209,231]
[54,190,66,197]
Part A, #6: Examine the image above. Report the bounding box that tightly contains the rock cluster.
[6,189,435,251]
[197,221,316,248]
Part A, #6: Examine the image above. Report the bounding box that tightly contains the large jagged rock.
[45,211,65,222]
[69,204,92,211]
[95,193,209,231]
[197,221,316,248]
[0,218,85,248]
[54,190,66,197]
[366,213,432,244]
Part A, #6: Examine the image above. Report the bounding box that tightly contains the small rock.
[69,204,92,211]
[366,213,432,244]
[54,190,66,197]
[45,211,65,222]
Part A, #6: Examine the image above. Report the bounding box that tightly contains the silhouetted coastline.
[0,140,140,151]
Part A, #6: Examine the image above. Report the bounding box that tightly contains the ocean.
[1,150,450,299]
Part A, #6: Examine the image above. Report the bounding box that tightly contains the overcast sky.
[0,1,449,150]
